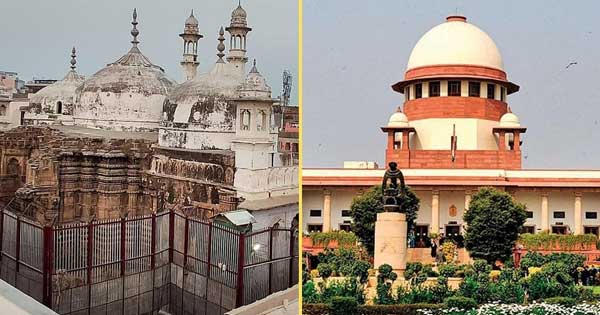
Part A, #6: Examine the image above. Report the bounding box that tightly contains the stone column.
[574,192,582,235]
[464,190,472,212]
[374,212,407,271]
[541,192,549,232]
[431,190,440,234]
[323,190,332,232]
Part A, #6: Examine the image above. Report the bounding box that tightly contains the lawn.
[584,286,600,295]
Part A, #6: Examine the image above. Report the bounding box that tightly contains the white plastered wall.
[514,191,542,232]
[548,192,575,231]
[409,118,499,150]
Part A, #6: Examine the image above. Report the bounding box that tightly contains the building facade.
[302,16,600,244]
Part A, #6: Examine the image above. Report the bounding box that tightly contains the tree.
[350,185,420,255]
[464,187,527,264]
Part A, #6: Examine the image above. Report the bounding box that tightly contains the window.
[552,226,567,234]
[429,81,440,97]
[0,104,6,116]
[257,110,267,131]
[339,224,351,232]
[584,226,599,236]
[500,87,506,101]
[586,211,598,219]
[307,224,323,233]
[240,109,251,130]
[468,82,480,97]
[309,209,322,217]
[526,211,534,219]
[553,211,566,219]
[415,83,422,99]
[448,81,461,96]
[521,226,535,234]
[341,210,351,217]
[487,83,496,99]
[56,101,63,114]
[405,86,410,100]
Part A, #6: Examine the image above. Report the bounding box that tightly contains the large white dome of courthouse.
[406,16,504,71]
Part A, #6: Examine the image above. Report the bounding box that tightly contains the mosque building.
[0,4,298,229]
[303,16,600,246]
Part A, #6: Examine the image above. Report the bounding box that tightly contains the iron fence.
[0,208,298,315]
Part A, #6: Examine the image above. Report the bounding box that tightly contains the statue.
[381,161,406,212]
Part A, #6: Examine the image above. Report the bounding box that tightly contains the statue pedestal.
[374,212,407,272]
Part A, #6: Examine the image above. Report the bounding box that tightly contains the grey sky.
[304,0,600,169]
[0,0,298,104]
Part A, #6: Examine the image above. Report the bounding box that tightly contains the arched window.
[240,109,251,130]
[56,101,63,114]
[257,110,267,131]
[7,158,19,176]
[0,104,6,116]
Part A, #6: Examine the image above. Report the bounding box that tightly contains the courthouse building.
[303,16,600,244]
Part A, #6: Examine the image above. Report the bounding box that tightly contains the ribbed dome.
[407,16,503,71]
[499,112,520,127]
[73,46,176,131]
[185,11,199,26]
[30,70,84,115]
[162,63,241,127]
[230,4,248,27]
[387,111,409,128]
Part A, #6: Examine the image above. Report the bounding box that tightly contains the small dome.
[499,112,520,127]
[407,16,503,71]
[29,70,84,115]
[239,60,271,99]
[185,11,199,26]
[230,4,248,27]
[388,110,409,128]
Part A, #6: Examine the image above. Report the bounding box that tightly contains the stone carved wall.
[0,126,240,223]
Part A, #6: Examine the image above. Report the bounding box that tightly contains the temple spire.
[70,47,77,71]
[217,26,226,63]
[131,8,140,47]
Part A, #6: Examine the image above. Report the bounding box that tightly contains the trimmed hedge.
[543,297,577,307]
[302,303,442,315]
[444,296,477,310]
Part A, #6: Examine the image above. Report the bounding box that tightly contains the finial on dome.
[70,47,77,70]
[131,8,140,47]
[250,59,258,73]
[191,9,194,16]
[507,105,512,113]
[216,26,226,63]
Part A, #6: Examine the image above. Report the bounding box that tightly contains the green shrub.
[423,264,439,277]
[443,296,477,310]
[303,281,320,303]
[519,233,597,251]
[330,296,357,315]
[302,303,329,315]
[302,303,443,315]
[310,230,358,247]
[317,263,333,279]
[438,264,457,277]
[543,296,577,307]
[352,260,371,284]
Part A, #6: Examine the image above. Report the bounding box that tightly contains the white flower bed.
[417,302,600,315]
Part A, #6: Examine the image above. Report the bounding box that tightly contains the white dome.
[387,111,409,128]
[499,112,520,127]
[407,16,503,71]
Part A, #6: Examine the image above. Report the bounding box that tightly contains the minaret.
[225,1,252,72]
[180,10,203,81]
